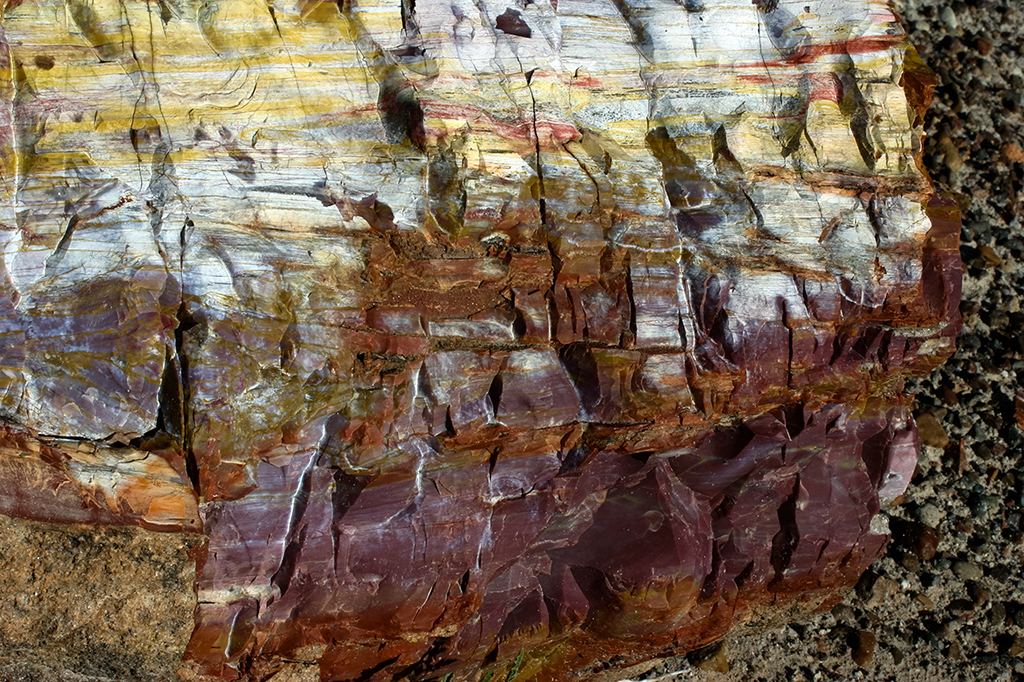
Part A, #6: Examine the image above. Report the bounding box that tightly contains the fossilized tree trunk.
[0,0,959,680]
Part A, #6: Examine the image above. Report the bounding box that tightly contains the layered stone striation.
[0,0,959,680]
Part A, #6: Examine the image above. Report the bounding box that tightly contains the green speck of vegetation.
[506,650,525,682]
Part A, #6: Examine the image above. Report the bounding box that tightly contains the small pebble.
[1004,142,1024,163]
[917,503,946,529]
[952,560,984,581]
[916,413,950,448]
[687,641,729,674]
[867,577,897,608]
[831,604,857,625]
[968,582,992,605]
[893,518,940,561]
[936,134,964,172]
[970,495,990,520]
[948,598,975,617]
[852,630,876,667]
[939,6,959,30]
[978,245,1002,268]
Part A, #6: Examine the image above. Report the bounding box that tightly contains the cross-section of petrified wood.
[0,0,959,680]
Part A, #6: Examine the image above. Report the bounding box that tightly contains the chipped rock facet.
[0,0,960,680]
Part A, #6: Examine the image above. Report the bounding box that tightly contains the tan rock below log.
[0,0,959,680]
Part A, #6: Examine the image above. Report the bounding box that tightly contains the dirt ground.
[0,0,1020,681]
[0,517,200,681]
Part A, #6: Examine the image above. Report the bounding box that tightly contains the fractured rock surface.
[0,0,960,679]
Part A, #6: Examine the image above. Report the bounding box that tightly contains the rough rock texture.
[0,0,960,680]
[648,0,1024,680]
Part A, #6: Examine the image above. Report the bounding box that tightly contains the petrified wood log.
[0,0,960,680]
